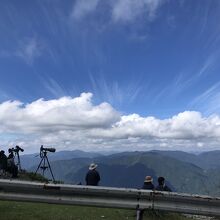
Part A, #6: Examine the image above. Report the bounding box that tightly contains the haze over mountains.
[20,150,220,197]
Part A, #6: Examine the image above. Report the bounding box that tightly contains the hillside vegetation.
[27,151,220,196]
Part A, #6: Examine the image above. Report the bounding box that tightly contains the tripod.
[35,150,55,182]
[14,151,22,171]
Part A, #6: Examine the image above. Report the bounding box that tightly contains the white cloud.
[71,0,100,20]
[89,74,143,107]
[43,77,67,98]
[90,111,220,140]
[1,93,220,153]
[15,37,42,65]
[71,0,163,23]
[190,82,220,115]
[0,37,42,65]
[0,93,119,134]
[112,0,163,23]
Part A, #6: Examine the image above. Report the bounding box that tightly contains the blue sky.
[1,0,220,153]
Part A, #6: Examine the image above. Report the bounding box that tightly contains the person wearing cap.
[155,176,172,192]
[85,163,100,186]
[137,175,155,220]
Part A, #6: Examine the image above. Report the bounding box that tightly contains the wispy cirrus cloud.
[71,0,164,24]
[0,37,43,65]
[42,77,67,98]
[112,0,163,23]
[89,74,144,107]
[196,52,220,78]
[153,49,220,105]
[71,0,100,20]
[190,82,220,115]
[15,37,42,65]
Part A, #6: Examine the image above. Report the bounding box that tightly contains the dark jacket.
[142,182,155,190]
[85,169,100,186]
[155,184,172,192]
[0,153,8,170]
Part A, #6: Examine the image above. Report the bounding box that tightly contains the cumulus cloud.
[71,0,163,23]
[0,93,119,133]
[89,111,220,140]
[1,93,220,153]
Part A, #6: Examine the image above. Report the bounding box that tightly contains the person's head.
[89,163,98,170]
[158,176,165,185]
[144,176,153,183]
[0,150,5,155]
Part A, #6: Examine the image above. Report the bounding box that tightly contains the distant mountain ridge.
[24,150,220,196]
[20,150,102,169]
[151,150,220,169]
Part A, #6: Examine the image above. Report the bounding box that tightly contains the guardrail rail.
[0,179,220,217]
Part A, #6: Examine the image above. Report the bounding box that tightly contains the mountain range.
[19,150,220,196]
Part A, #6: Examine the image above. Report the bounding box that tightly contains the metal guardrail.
[0,179,220,217]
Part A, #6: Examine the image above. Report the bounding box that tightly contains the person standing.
[85,163,100,186]
[7,149,18,178]
[0,150,8,173]
[155,176,172,192]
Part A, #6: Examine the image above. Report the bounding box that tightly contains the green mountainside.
[27,150,220,196]
[1,152,220,220]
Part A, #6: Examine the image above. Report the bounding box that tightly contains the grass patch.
[0,200,193,220]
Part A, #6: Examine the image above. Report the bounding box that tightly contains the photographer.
[0,150,8,174]
[7,149,18,178]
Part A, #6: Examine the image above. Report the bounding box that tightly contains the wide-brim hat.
[144,176,153,183]
[89,163,98,170]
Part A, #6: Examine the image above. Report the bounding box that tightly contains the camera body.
[9,145,24,154]
[40,145,56,153]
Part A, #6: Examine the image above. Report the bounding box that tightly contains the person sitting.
[155,176,172,192]
[137,175,155,219]
[85,163,100,186]
[142,176,155,190]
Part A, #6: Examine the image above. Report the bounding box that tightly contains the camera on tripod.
[8,145,24,172]
[35,145,56,182]
[9,145,24,154]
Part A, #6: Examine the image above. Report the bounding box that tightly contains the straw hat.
[144,176,153,183]
[89,163,98,170]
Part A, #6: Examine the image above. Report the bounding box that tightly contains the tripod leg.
[35,158,44,175]
[43,157,46,176]
[17,153,21,171]
[46,156,55,182]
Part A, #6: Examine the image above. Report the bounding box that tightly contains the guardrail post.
[136,209,144,220]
